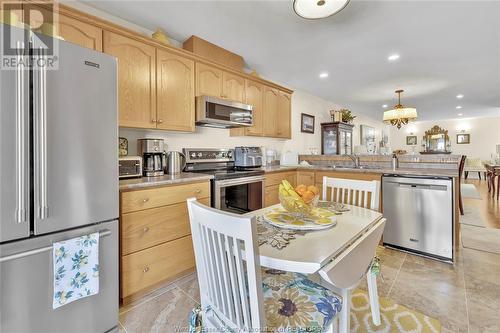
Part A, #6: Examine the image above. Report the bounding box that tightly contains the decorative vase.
[152,28,170,45]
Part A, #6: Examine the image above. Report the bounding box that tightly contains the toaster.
[234,147,263,168]
[119,156,143,179]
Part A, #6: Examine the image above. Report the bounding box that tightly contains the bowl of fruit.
[278,180,320,217]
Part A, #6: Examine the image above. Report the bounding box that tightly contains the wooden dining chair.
[319,218,386,333]
[321,177,382,327]
[187,198,343,333]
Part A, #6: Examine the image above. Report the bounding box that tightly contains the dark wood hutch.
[321,122,354,155]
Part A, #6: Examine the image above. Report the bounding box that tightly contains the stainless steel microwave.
[195,95,253,128]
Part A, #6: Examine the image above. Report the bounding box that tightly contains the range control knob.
[190,152,196,158]
[197,152,203,158]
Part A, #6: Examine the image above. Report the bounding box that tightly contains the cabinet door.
[27,7,102,51]
[263,86,279,137]
[322,126,338,155]
[222,71,245,102]
[277,91,291,139]
[345,131,352,155]
[195,62,223,97]
[57,14,102,51]
[103,31,156,129]
[245,79,264,136]
[156,49,195,132]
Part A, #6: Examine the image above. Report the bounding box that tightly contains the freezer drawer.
[0,220,118,333]
[382,175,453,261]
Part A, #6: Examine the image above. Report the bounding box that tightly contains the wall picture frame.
[406,135,418,146]
[301,113,315,134]
[456,133,470,144]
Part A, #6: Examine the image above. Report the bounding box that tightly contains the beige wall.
[120,89,387,157]
[389,116,500,160]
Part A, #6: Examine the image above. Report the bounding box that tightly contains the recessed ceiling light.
[293,0,350,19]
[382,104,388,108]
[388,54,400,61]
[456,94,464,99]
[456,106,462,109]
[319,72,329,79]
[458,113,463,116]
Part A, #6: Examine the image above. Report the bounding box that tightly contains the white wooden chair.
[187,198,342,333]
[319,218,386,333]
[321,177,383,329]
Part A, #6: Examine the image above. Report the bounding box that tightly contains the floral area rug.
[350,289,441,333]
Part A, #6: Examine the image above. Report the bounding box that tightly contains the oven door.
[213,176,265,214]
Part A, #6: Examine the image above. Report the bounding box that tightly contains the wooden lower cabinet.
[296,170,315,186]
[121,235,195,299]
[264,171,296,207]
[119,181,210,303]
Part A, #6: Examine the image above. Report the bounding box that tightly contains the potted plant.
[340,109,356,124]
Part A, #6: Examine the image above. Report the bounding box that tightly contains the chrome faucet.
[348,154,360,168]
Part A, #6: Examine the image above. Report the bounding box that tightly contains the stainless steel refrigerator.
[0,24,119,332]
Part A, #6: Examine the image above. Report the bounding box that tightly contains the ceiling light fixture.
[383,89,418,129]
[293,0,350,19]
[388,54,400,61]
[456,94,464,99]
[382,104,388,108]
[319,72,329,79]
[456,106,462,109]
[458,113,463,116]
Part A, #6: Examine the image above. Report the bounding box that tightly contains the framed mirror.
[421,125,451,154]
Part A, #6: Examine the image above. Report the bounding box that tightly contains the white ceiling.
[83,0,500,122]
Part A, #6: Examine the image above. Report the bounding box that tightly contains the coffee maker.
[138,139,165,177]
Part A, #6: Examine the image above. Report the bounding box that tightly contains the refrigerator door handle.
[15,41,26,223]
[35,48,49,220]
[0,230,111,263]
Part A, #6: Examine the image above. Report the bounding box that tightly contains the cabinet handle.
[195,189,201,194]
[151,119,157,123]
[143,266,149,273]
[143,227,149,233]
[142,198,149,203]
[157,119,163,124]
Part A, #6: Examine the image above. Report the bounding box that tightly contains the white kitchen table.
[244,203,383,274]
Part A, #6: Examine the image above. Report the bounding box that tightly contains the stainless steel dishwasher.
[382,174,454,262]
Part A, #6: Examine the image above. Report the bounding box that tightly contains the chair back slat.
[187,198,265,331]
[322,177,380,210]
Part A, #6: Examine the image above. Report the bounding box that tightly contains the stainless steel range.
[183,148,265,214]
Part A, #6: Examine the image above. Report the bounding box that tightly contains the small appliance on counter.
[138,139,165,177]
[280,151,299,166]
[119,156,143,179]
[265,148,278,166]
[234,147,263,168]
[165,151,187,174]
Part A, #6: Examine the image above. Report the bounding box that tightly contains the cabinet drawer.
[296,171,315,186]
[265,185,280,207]
[121,198,209,255]
[121,235,195,298]
[121,181,210,213]
[265,171,296,187]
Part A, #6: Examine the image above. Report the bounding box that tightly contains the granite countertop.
[261,165,459,178]
[119,172,213,191]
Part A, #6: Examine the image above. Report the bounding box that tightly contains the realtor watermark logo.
[1,1,59,70]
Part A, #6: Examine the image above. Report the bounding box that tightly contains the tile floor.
[118,244,500,333]
[118,180,500,333]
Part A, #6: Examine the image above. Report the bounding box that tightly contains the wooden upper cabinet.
[103,31,156,129]
[263,86,279,137]
[222,71,245,102]
[156,49,195,132]
[245,79,264,136]
[277,91,292,139]
[56,14,102,51]
[26,6,102,51]
[195,62,223,98]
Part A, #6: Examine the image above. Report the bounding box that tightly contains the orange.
[307,185,319,195]
[295,184,307,196]
[302,190,315,203]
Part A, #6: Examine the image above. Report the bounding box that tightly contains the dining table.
[244,203,383,274]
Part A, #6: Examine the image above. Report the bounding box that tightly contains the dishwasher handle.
[395,183,448,191]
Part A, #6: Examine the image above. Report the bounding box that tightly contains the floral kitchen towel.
[53,232,100,309]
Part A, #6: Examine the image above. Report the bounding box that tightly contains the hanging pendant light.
[383,90,417,129]
[293,0,350,19]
